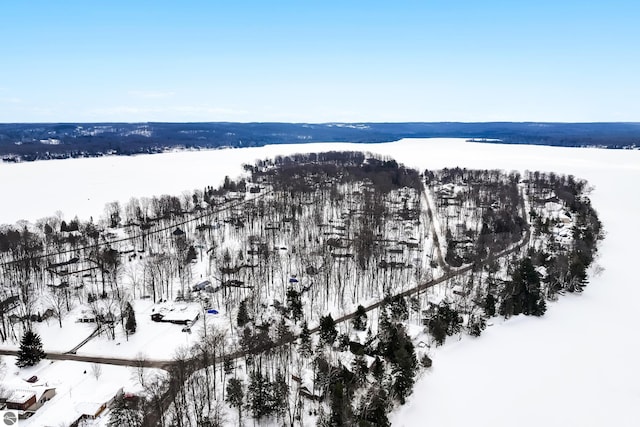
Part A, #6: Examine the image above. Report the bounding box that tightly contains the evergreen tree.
[427,316,447,346]
[329,381,354,426]
[427,302,462,346]
[500,257,546,318]
[108,395,142,427]
[299,320,313,357]
[352,305,368,331]
[371,356,384,382]
[270,370,289,419]
[226,377,244,424]
[319,314,337,345]
[440,303,463,335]
[388,325,417,404]
[125,302,137,334]
[515,257,543,315]
[16,330,46,368]
[467,314,486,337]
[247,371,272,419]
[276,318,294,343]
[351,354,368,386]
[286,287,303,322]
[237,299,250,327]
[314,355,332,396]
[421,354,433,368]
[387,295,409,322]
[483,293,496,317]
[357,386,390,427]
[337,333,350,351]
[533,295,547,316]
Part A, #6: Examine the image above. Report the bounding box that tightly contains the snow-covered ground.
[77,301,231,360]
[0,355,160,427]
[1,138,639,426]
[0,299,230,361]
[389,140,640,427]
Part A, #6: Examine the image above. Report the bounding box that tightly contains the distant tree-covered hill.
[0,122,638,162]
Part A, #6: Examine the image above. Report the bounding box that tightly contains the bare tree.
[134,352,148,388]
[104,201,122,228]
[46,288,68,328]
[91,363,103,380]
[124,264,142,299]
[143,373,168,427]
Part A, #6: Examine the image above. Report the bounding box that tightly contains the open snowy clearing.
[77,301,232,360]
[1,138,639,426]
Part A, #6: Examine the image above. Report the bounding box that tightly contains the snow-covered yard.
[0,355,161,427]
[78,300,231,360]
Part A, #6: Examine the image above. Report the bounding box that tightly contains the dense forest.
[0,152,603,426]
[0,122,638,162]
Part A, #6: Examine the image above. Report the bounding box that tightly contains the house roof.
[33,386,56,402]
[153,303,200,323]
[0,295,19,312]
[7,390,35,404]
[77,309,96,319]
[161,306,200,323]
[75,401,104,417]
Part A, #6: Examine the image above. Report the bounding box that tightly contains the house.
[291,375,323,402]
[331,250,354,259]
[192,280,211,292]
[299,386,323,401]
[558,212,572,224]
[42,308,55,320]
[151,304,200,325]
[71,386,123,425]
[0,384,56,413]
[33,386,56,410]
[75,401,107,420]
[0,295,20,314]
[96,312,116,324]
[6,390,36,411]
[77,309,97,323]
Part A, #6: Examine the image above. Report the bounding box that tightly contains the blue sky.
[1,1,638,122]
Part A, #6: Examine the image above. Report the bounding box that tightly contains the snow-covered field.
[1,138,639,426]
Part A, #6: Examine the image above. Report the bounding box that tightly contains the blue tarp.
[207,309,219,315]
